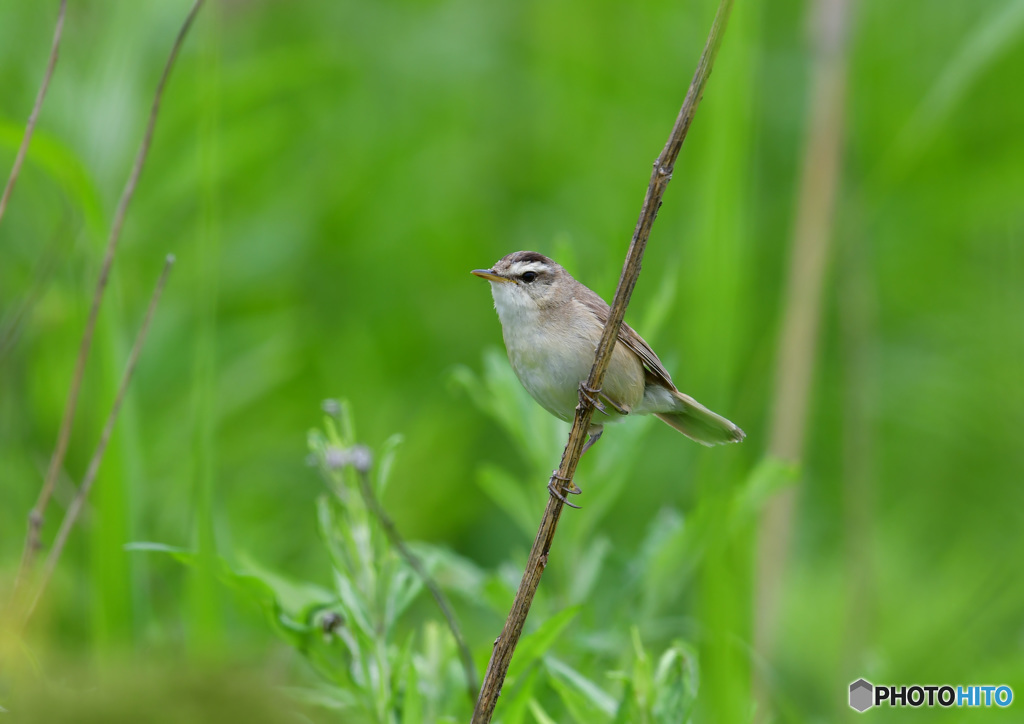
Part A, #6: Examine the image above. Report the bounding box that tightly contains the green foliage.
[2,0,1023,721]
[8,666,306,724]
[132,401,481,722]
[130,392,735,722]
[454,356,771,723]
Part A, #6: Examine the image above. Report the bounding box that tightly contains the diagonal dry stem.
[353,464,480,704]
[23,255,176,626]
[13,0,206,597]
[470,1,735,720]
[0,0,67,226]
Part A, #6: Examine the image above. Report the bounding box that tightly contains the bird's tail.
[654,390,745,447]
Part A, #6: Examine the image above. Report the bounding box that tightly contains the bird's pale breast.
[500,298,645,421]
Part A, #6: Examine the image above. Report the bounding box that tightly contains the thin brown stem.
[13,0,206,596]
[471,1,735,720]
[0,0,67,227]
[354,466,479,704]
[23,255,176,625]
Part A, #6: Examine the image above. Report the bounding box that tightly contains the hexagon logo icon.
[849,679,873,712]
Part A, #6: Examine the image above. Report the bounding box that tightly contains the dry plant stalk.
[353,459,480,703]
[0,0,67,226]
[471,1,735,720]
[8,0,206,616]
[23,256,176,624]
[0,0,67,358]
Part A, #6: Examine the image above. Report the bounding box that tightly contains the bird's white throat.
[489,281,541,338]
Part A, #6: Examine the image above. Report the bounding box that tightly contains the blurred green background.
[1,0,1022,721]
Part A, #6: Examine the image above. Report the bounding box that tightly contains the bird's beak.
[471,269,512,284]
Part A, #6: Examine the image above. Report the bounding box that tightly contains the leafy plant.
[303,401,475,722]
[130,370,782,723]
[452,347,775,723]
[133,401,482,723]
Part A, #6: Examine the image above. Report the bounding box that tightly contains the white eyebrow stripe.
[506,261,549,276]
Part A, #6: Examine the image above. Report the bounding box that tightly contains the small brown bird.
[472,251,745,456]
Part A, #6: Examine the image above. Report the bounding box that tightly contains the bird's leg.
[548,471,582,509]
[549,429,605,506]
[560,384,613,505]
[580,428,603,457]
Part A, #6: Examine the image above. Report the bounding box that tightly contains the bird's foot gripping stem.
[548,471,582,509]
[578,382,607,415]
[579,382,630,418]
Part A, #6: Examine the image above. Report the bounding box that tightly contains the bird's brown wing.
[574,286,676,390]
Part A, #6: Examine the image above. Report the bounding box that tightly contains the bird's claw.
[550,471,581,494]
[548,472,582,508]
[579,382,607,414]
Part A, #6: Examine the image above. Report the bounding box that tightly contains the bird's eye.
[521,271,538,283]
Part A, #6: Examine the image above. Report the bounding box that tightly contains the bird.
[472,251,744,479]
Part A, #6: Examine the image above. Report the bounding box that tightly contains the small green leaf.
[652,641,699,724]
[127,543,320,649]
[400,638,423,724]
[507,606,581,682]
[408,543,486,600]
[566,536,611,605]
[337,399,357,446]
[124,541,191,558]
[730,456,799,526]
[527,698,559,724]
[377,433,405,494]
[280,684,358,712]
[631,627,652,711]
[546,656,617,717]
[498,666,541,724]
[334,573,375,640]
[385,566,423,628]
[236,552,334,613]
[477,464,539,539]
[449,364,495,419]
[612,679,635,724]
[481,572,518,615]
